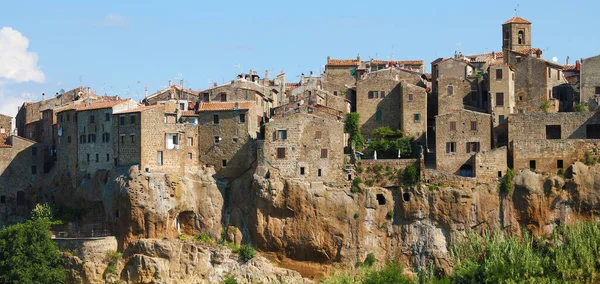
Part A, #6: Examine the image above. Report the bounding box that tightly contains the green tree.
[400,165,419,186]
[345,113,364,151]
[0,218,66,283]
[373,126,403,139]
[31,203,53,221]
[499,168,514,194]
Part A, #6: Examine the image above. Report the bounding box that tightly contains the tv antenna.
[515,4,519,16]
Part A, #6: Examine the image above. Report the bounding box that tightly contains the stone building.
[197,101,261,178]
[322,56,360,108]
[488,61,516,146]
[143,84,200,106]
[435,109,492,177]
[502,16,532,56]
[508,111,600,173]
[473,147,508,183]
[260,103,345,185]
[432,58,486,115]
[0,114,12,135]
[0,134,43,223]
[55,107,78,179]
[399,82,428,146]
[580,54,600,110]
[113,104,199,176]
[286,75,350,113]
[355,67,423,137]
[198,77,277,118]
[75,99,138,179]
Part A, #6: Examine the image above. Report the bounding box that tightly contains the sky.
[0,0,598,117]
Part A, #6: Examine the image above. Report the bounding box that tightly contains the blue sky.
[0,0,598,117]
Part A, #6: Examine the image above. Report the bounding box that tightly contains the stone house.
[113,104,199,176]
[198,78,277,119]
[508,111,600,173]
[580,54,600,110]
[260,103,345,185]
[432,58,486,115]
[197,101,261,178]
[368,59,425,73]
[321,56,360,108]
[0,134,43,223]
[473,147,508,183]
[488,62,516,146]
[0,114,12,135]
[399,82,428,146]
[286,76,350,113]
[143,84,200,106]
[55,107,78,179]
[435,109,492,177]
[75,99,139,179]
[356,67,423,138]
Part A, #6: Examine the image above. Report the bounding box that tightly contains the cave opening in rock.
[177,211,196,236]
[376,194,386,205]
[403,192,411,202]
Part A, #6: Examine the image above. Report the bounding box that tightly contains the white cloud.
[100,14,126,27]
[0,85,32,118]
[0,27,45,83]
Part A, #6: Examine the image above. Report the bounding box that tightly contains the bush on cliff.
[499,168,514,194]
[0,208,66,283]
[239,244,256,262]
[345,113,364,151]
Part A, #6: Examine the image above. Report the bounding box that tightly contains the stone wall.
[502,22,531,52]
[0,114,11,134]
[400,82,427,145]
[581,54,600,109]
[512,139,600,174]
[508,111,600,141]
[437,77,474,115]
[435,110,492,175]
[56,109,78,179]
[322,66,357,95]
[474,146,507,183]
[489,64,515,125]
[513,56,565,113]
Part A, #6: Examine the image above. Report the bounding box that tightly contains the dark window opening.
[348,174,352,181]
[375,109,382,121]
[105,113,110,121]
[222,160,227,167]
[546,125,561,139]
[402,192,410,202]
[498,171,502,178]
[557,160,564,169]
[31,166,37,175]
[496,93,504,106]
[115,210,120,218]
[0,196,5,203]
[300,167,305,175]
[466,142,480,153]
[376,194,386,205]
[318,169,322,177]
[496,69,503,80]
[446,142,457,153]
[277,147,286,159]
[450,122,456,132]
[586,124,600,139]
[530,160,536,170]
[16,191,25,206]
[447,85,454,96]
[239,113,245,123]
[321,148,328,158]
[459,164,474,177]
[213,114,219,124]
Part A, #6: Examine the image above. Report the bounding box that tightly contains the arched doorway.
[459,164,474,177]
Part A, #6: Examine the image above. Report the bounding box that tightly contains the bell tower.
[502,16,531,52]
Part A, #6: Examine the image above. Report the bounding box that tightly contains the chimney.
[357,54,361,62]
[0,128,4,134]
[42,93,45,101]
[529,49,534,56]
[576,60,581,71]
[566,56,570,66]
[301,73,305,82]
[169,80,172,87]
[265,70,269,80]
[310,71,313,77]
[180,79,183,87]
[327,56,330,61]
[145,87,148,98]
[492,52,496,60]
[213,82,217,87]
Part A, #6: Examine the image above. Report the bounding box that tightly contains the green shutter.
[414,113,420,122]
[376,109,382,121]
[350,69,357,76]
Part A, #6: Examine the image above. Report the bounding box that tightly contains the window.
[414,113,421,122]
[321,148,328,158]
[447,85,454,96]
[120,135,125,143]
[214,136,220,144]
[516,57,521,63]
[496,93,504,106]
[203,93,209,102]
[188,153,193,160]
[88,134,96,143]
[318,169,322,177]
[548,68,552,78]
[213,114,219,124]
[334,91,338,96]
[239,113,245,123]
[300,167,305,175]
[0,196,4,204]
[277,147,286,159]
[450,122,456,132]
[368,91,379,99]
[596,87,600,95]
[131,135,135,143]
[315,130,322,139]
[31,166,37,175]
[471,121,477,131]
[499,115,505,123]
[179,103,185,110]
[277,130,287,140]
[67,136,71,144]
[89,115,95,123]
[496,69,503,80]
[119,116,125,126]
[546,125,561,139]
[408,94,414,102]
[157,151,163,165]
[466,142,480,153]
[530,160,536,170]
[380,91,385,97]
[376,109,382,121]
[557,160,564,169]
[102,133,110,143]
[95,154,99,162]
[105,113,110,121]
[32,147,37,157]
[188,137,193,146]
[130,115,135,124]
[80,135,86,144]
[87,154,90,163]
[220,93,227,102]
[222,160,227,167]
[106,154,110,162]
[232,137,238,143]
[446,142,457,153]
[586,124,600,139]
[518,30,524,44]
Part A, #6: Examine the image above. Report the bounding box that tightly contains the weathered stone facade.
[399,82,427,146]
[508,111,600,173]
[474,146,507,183]
[488,63,516,125]
[435,110,492,176]
[0,114,11,135]
[261,104,345,185]
[436,77,475,116]
[143,85,199,106]
[513,55,567,113]
[198,78,277,115]
[502,17,532,54]
[56,108,78,179]
[580,54,600,110]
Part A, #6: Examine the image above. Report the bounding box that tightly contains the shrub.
[178,234,189,241]
[400,165,419,186]
[238,244,256,262]
[31,203,53,221]
[585,151,597,166]
[223,275,238,284]
[223,242,240,253]
[373,165,384,173]
[351,177,363,193]
[373,126,403,139]
[386,210,394,220]
[362,261,411,284]
[105,250,122,263]
[365,179,375,186]
[499,168,514,194]
[353,213,360,219]
[364,253,376,267]
[574,103,587,112]
[345,113,364,150]
[195,232,215,243]
[356,163,364,174]
[428,185,439,191]
[557,168,564,176]
[540,101,551,112]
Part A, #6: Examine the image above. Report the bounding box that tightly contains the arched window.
[518,31,524,44]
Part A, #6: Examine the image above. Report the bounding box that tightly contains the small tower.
[502,16,531,52]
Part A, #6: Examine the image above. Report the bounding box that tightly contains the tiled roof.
[504,16,531,24]
[181,110,198,116]
[76,100,127,111]
[197,101,254,111]
[326,59,359,66]
[113,105,159,114]
[424,73,432,79]
[285,83,300,91]
[371,59,424,66]
[563,65,578,71]
[0,134,10,148]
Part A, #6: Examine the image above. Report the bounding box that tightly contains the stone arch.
[459,164,474,177]
[176,211,196,236]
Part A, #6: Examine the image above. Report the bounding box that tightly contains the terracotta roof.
[326,59,359,66]
[424,73,432,79]
[0,134,10,148]
[371,59,424,66]
[113,105,159,114]
[285,83,300,91]
[563,65,578,71]
[197,101,254,111]
[504,16,531,25]
[181,110,198,116]
[76,100,128,111]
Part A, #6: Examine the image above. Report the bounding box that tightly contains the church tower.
[502,16,531,52]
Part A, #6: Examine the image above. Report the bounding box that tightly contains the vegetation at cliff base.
[345,113,364,150]
[0,205,66,284]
